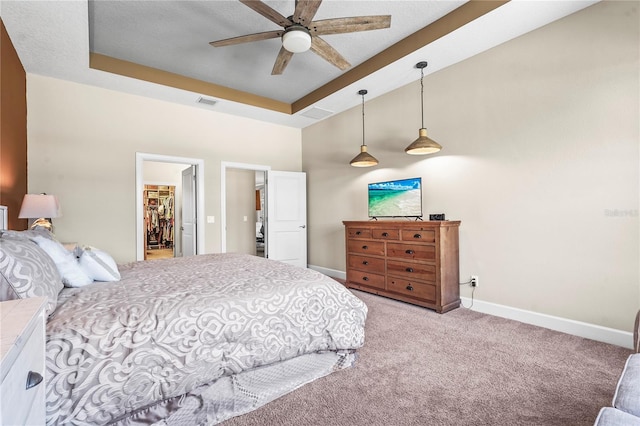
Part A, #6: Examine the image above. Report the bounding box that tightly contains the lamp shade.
[405,128,442,155]
[350,145,379,167]
[18,194,61,219]
[282,27,311,53]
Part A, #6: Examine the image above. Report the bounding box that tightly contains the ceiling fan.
[209,0,391,75]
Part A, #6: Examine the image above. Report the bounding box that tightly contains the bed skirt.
[113,350,357,425]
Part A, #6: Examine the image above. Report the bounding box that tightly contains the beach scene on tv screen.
[368,178,422,217]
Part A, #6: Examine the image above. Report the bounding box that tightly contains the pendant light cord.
[361,92,366,147]
[420,66,425,129]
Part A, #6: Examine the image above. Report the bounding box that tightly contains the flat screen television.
[368,177,422,219]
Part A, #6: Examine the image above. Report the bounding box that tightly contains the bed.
[0,229,367,425]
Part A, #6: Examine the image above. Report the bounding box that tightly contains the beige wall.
[302,1,639,331]
[27,75,302,262]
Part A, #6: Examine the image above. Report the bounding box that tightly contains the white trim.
[220,161,270,253]
[460,296,633,349]
[308,264,345,280]
[319,267,633,349]
[135,153,205,261]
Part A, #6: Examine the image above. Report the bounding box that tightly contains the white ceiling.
[1,0,598,129]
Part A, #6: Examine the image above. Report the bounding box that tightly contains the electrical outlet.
[471,275,479,287]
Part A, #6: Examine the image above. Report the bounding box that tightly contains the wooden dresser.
[343,220,461,313]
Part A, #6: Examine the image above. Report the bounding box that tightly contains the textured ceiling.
[89,1,465,104]
[1,0,599,128]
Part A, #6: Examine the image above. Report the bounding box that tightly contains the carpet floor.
[223,290,631,426]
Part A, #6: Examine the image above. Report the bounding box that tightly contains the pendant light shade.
[405,128,442,155]
[350,89,378,167]
[405,61,441,155]
[350,145,378,167]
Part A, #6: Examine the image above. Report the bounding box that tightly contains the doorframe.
[135,152,205,261]
[220,161,270,253]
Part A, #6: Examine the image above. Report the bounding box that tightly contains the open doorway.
[224,167,268,257]
[220,162,270,257]
[135,153,205,261]
[143,183,176,260]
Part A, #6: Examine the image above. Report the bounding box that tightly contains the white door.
[266,171,307,268]
[181,166,197,257]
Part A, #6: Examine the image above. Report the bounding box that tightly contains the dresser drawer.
[372,229,400,240]
[1,318,45,425]
[387,277,436,302]
[401,229,436,242]
[386,242,435,261]
[347,239,385,256]
[387,260,436,282]
[347,228,372,239]
[348,271,385,290]
[348,254,385,274]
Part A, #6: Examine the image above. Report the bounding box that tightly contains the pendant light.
[350,90,378,167]
[405,61,442,155]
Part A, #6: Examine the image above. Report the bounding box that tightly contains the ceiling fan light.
[282,27,311,53]
[350,145,379,167]
[405,128,442,155]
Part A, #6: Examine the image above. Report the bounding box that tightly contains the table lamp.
[18,194,61,231]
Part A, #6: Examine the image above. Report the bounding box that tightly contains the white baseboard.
[309,265,633,349]
[309,264,345,280]
[460,296,632,349]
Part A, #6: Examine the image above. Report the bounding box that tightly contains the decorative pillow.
[0,234,64,315]
[79,246,121,282]
[0,227,56,241]
[31,235,92,288]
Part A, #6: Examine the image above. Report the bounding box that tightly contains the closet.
[144,185,175,256]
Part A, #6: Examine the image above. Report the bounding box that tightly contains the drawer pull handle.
[362,261,369,265]
[362,276,369,281]
[362,245,368,250]
[406,267,414,273]
[355,231,361,235]
[382,232,389,237]
[406,285,414,291]
[413,233,422,239]
[405,249,414,255]
[26,371,43,390]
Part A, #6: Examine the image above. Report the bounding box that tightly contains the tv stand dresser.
[343,220,461,313]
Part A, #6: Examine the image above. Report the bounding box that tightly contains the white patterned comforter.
[45,253,367,425]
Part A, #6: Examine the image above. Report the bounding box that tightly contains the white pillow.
[79,246,120,282]
[31,235,92,287]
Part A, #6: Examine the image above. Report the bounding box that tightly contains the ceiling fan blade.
[209,30,282,47]
[311,16,391,36]
[271,46,294,75]
[310,36,350,71]
[239,0,292,27]
[292,0,322,26]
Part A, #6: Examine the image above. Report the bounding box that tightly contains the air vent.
[196,97,217,107]
[300,107,334,120]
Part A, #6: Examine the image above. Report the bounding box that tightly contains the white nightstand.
[0,297,47,425]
